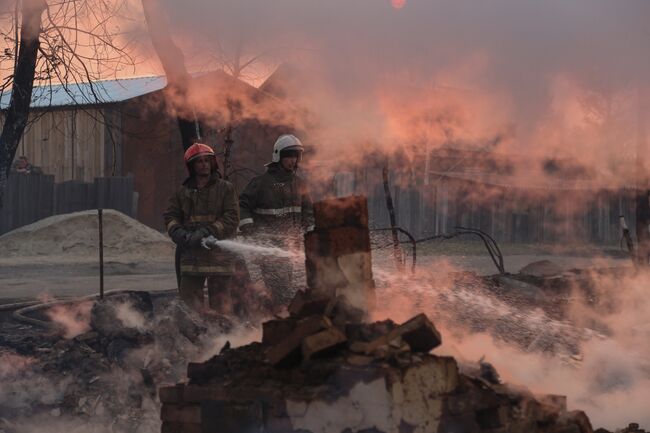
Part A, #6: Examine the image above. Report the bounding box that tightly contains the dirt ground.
[0,260,176,302]
[0,245,630,303]
[0,211,631,303]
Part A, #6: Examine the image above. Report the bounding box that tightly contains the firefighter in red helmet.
[163,143,243,315]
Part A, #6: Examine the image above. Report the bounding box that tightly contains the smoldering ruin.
[1,196,648,433]
[2,0,650,432]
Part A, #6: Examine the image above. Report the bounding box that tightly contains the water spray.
[201,235,298,258]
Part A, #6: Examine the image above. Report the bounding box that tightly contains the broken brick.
[262,319,295,346]
[159,385,185,404]
[182,384,229,403]
[287,290,331,318]
[302,327,347,359]
[265,315,332,367]
[161,422,202,433]
[160,404,201,424]
[349,314,439,357]
[566,410,594,433]
[392,313,442,353]
[313,195,369,229]
[306,226,371,257]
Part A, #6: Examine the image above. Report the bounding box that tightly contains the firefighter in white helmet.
[239,134,313,307]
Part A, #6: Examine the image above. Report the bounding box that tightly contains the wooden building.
[1,71,294,230]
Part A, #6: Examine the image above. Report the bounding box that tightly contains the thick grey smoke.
[126,0,650,181]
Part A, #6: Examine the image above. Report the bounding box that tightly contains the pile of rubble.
[160,294,593,433]
[159,196,596,433]
[0,291,231,433]
[595,424,648,433]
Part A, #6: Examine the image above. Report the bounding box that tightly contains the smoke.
[121,0,650,185]
[0,293,267,433]
[114,301,148,330]
[45,301,93,339]
[371,254,650,430]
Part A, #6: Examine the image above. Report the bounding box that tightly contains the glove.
[187,226,211,247]
[201,235,219,250]
[239,223,254,237]
[169,226,190,246]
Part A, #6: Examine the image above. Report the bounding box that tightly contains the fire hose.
[7,289,178,331]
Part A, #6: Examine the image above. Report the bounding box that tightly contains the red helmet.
[184,143,218,174]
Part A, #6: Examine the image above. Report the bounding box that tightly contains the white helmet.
[271,134,304,163]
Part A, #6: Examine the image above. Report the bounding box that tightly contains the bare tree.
[208,29,276,82]
[0,0,137,208]
[0,0,46,209]
[141,0,201,151]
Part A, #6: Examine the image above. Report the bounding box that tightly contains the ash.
[0,291,238,433]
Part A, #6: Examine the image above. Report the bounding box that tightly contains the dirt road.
[0,252,630,303]
[0,260,176,302]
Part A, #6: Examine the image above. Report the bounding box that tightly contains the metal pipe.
[98,208,104,299]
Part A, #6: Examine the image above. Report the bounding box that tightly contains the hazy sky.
[142,0,650,167]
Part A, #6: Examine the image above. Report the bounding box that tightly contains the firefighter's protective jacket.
[163,174,239,276]
[239,163,313,234]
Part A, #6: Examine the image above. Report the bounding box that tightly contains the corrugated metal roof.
[0,75,167,109]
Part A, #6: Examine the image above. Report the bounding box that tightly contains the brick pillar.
[304,195,376,313]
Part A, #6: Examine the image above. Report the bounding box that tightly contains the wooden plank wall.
[15,108,105,182]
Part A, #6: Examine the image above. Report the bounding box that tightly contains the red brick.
[161,422,202,433]
[392,313,442,353]
[287,290,331,318]
[160,404,201,424]
[302,327,347,359]
[266,315,332,367]
[182,384,229,403]
[262,319,296,346]
[313,196,369,229]
[159,385,185,404]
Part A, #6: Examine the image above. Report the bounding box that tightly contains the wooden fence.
[365,180,636,245]
[0,174,136,235]
[332,169,636,245]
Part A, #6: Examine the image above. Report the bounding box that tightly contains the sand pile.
[0,210,174,263]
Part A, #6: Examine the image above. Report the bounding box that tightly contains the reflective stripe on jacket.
[239,163,313,233]
[163,174,239,276]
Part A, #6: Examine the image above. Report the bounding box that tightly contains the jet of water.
[201,236,298,258]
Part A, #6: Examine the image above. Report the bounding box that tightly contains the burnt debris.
[159,196,597,433]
